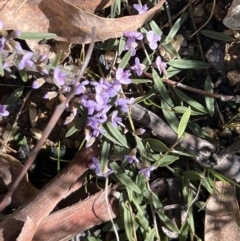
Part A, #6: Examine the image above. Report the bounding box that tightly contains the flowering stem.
[0,27,97,212]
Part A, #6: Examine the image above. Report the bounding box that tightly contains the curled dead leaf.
[0,0,166,44]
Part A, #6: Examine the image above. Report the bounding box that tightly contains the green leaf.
[5,87,24,106]
[182,170,203,180]
[65,116,86,137]
[145,228,155,241]
[179,221,189,241]
[118,36,126,55]
[120,197,134,241]
[157,210,180,233]
[164,13,188,44]
[174,89,207,113]
[131,79,152,84]
[0,54,4,76]
[19,68,28,82]
[167,65,181,78]
[200,30,235,41]
[110,162,141,193]
[135,135,147,157]
[18,32,57,40]
[142,138,169,152]
[178,107,191,138]
[149,20,164,38]
[103,122,129,148]
[101,140,111,173]
[119,50,131,69]
[173,106,206,116]
[151,153,179,166]
[168,59,211,69]
[152,68,179,132]
[204,75,214,116]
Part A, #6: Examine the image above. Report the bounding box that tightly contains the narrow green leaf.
[110,162,141,193]
[157,210,180,233]
[162,42,181,59]
[149,20,164,37]
[101,140,111,173]
[135,135,147,157]
[18,32,57,40]
[182,170,203,180]
[65,116,86,137]
[121,201,134,241]
[204,75,214,116]
[104,122,129,148]
[131,79,152,84]
[164,13,188,44]
[200,30,234,41]
[174,89,207,113]
[167,65,181,78]
[145,228,155,241]
[173,106,206,116]
[5,87,24,106]
[142,138,168,152]
[157,154,179,167]
[152,68,179,132]
[168,59,211,69]
[118,36,126,56]
[179,220,189,241]
[119,50,131,69]
[19,68,28,82]
[178,107,191,138]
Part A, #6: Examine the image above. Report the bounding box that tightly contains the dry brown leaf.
[205,181,240,241]
[17,216,37,241]
[66,0,116,12]
[0,0,166,44]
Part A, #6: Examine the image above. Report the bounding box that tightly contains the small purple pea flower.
[18,52,34,70]
[155,56,167,75]
[53,67,65,86]
[138,166,156,179]
[89,157,113,178]
[133,4,148,14]
[0,105,9,117]
[116,68,131,84]
[124,148,139,164]
[110,110,122,128]
[147,31,161,50]
[131,57,143,76]
[0,37,6,52]
[115,97,134,112]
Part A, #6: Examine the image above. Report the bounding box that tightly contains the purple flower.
[124,154,139,164]
[0,105,9,117]
[138,166,156,179]
[53,67,65,86]
[32,78,45,89]
[147,31,161,50]
[115,97,134,112]
[75,80,89,95]
[131,57,143,76]
[133,4,148,14]
[155,56,167,75]
[18,52,34,70]
[116,68,131,84]
[124,31,143,56]
[89,157,113,177]
[110,110,122,127]
[105,80,121,97]
[0,37,6,52]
